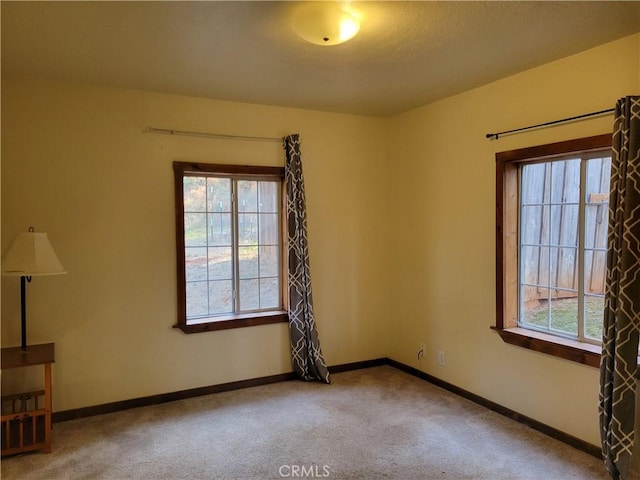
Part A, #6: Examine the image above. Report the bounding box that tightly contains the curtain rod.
[146,127,282,143]
[485,108,615,140]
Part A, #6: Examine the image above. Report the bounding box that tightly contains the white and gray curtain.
[283,134,331,384]
[600,96,640,480]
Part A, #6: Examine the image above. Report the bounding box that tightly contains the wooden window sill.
[491,326,601,367]
[174,311,288,334]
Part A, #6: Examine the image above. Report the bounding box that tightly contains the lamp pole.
[20,276,31,351]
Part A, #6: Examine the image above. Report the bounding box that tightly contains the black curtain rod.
[485,108,615,140]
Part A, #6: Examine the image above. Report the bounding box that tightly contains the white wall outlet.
[418,343,426,360]
[437,350,445,366]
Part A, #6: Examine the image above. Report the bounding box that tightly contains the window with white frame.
[173,162,287,333]
[519,154,611,343]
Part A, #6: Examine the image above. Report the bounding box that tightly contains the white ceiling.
[2,1,640,117]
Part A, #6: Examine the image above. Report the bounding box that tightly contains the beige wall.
[2,32,638,447]
[0,79,390,411]
[387,33,640,446]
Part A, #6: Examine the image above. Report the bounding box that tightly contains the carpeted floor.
[1,366,608,479]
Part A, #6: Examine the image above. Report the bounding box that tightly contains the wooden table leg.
[43,363,52,453]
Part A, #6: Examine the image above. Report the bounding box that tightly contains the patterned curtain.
[600,96,640,480]
[283,134,331,384]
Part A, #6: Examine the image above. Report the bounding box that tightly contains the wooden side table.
[1,343,54,456]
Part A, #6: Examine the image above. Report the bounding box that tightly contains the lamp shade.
[292,3,360,46]
[1,231,67,277]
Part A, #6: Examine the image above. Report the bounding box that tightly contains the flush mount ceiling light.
[292,3,360,46]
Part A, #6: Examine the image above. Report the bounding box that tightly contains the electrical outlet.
[418,343,426,360]
[437,350,445,366]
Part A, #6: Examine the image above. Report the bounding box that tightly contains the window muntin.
[174,162,286,332]
[518,154,611,344]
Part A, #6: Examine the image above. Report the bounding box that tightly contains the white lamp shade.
[292,4,360,46]
[2,231,67,276]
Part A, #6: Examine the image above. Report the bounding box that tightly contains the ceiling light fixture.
[292,3,360,46]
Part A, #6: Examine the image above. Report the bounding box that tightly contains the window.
[495,134,612,366]
[173,162,288,333]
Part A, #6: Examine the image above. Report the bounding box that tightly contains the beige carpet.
[2,366,608,479]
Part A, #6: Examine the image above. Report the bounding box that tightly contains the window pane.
[585,157,612,205]
[522,245,550,288]
[521,206,547,246]
[209,280,233,315]
[208,212,232,246]
[184,213,207,246]
[184,177,206,212]
[584,157,610,250]
[207,178,231,212]
[185,247,207,282]
[238,181,258,213]
[585,249,607,295]
[239,246,258,279]
[550,247,578,291]
[550,296,578,335]
[521,286,549,329]
[585,295,605,340]
[208,247,232,280]
[258,182,278,213]
[260,278,279,309]
[239,279,259,311]
[186,282,208,318]
[521,163,548,205]
[550,204,578,247]
[238,213,258,245]
[259,213,278,245]
[259,246,279,277]
[585,204,609,249]
[551,159,580,204]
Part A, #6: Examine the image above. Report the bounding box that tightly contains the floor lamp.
[1,227,67,351]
